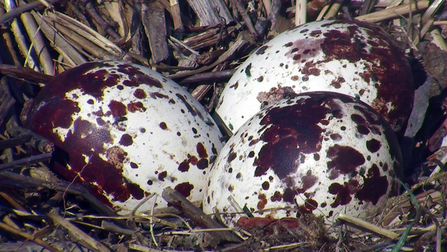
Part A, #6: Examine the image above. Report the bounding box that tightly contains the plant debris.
[0,0,446,251]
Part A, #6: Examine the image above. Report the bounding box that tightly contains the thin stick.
[0,153,52,171]
[168,30,255,79]
[48,211,111,252]
[0,222,60,252]
[232,0,259,37]
[162,187,242,243]
[0,64,54,83]
[0,0,60,25]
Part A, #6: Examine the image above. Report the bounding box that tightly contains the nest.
[0,0,446,251]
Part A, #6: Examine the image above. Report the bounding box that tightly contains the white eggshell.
[24,61,224,212]
[217,20,413,133]
[205,92,402,227]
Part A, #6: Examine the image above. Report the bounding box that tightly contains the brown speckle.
[196,142,208,158]
[109,100,127,117]
[256,45,270,55]
[119,134,133,146]
[228,152,237,162]
[262,181,270,190]
[257,194,267,210]
[134,88,147,99]
[175,182,194,198]
[366,139,381,153]
[159,122,168,130]
[327,145,365,175]
[158,171,167,181]
[178,160,190,172]
[355,164,388,204]
[127,102,145,112]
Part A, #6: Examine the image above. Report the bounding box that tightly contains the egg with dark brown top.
[23,61,224,212]
[204,92,402,227]
[216,20,414,134]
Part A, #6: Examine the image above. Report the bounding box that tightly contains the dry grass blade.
[19,7,54,75]
[4,0,41,71]
[356,0,430,22]
[337,214,400,239]
[31,11,87,66]
[422,0,445,23]
[324,0,345,19]
[429,29,447,50]
[42,11,124,60]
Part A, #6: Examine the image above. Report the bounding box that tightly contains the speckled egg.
[216,19,414,134]
[23,61,224,212]
[204,92,402,227]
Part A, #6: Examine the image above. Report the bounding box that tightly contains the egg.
[22,61,224,212]
[216,20,414,134]
[204,92,402,228]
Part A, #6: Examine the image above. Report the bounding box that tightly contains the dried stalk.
[356,0,430,22]
[316,5,330,20]
[0,0,60,25]
[337,214,400,239]
[295,0,307,25]
[421,0,445,24]
[18,2,54,75]
[53,12,123,54]
[324,0,344,19]
[31,11,87,66]
[4,0,41,71]
[429,29,447,50]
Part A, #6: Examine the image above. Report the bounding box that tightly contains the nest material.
[0,0,446,251]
